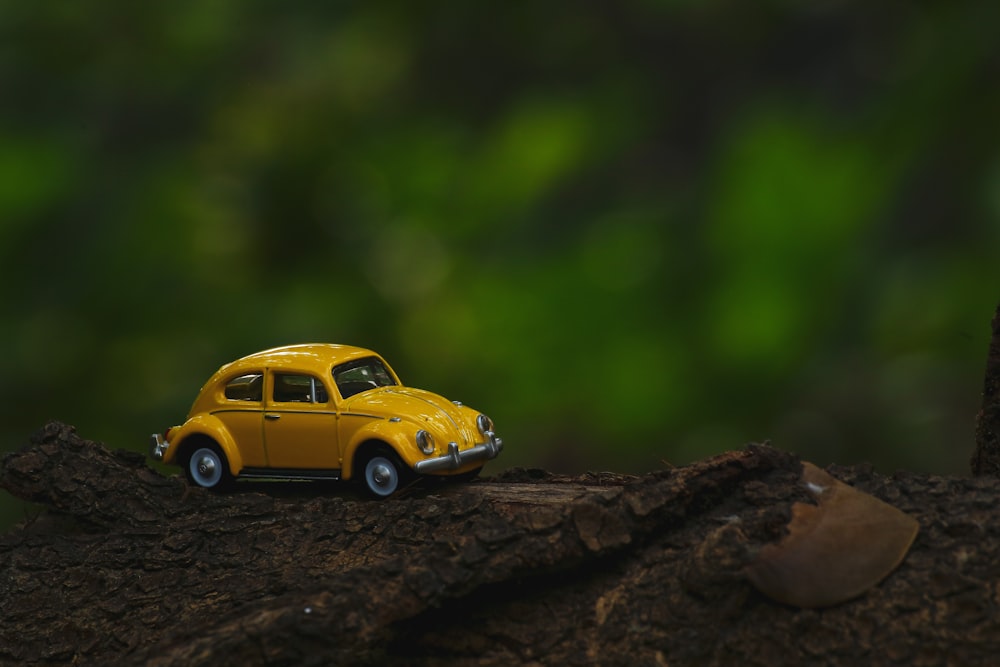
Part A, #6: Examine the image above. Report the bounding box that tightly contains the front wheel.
[362,453,405,498]
[185,445,232,490]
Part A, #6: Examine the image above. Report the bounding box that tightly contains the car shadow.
[224,475,471,501]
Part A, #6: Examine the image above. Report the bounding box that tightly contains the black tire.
[184,443,232,490]
[359,449,406,498]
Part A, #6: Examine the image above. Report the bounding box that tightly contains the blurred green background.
[2,2,999,524]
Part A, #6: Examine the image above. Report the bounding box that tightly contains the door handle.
[264,413,281,420]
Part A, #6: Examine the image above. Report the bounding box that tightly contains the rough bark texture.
[973,302,1000,476]
[2,422,1000,666]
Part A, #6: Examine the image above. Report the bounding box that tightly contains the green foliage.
[2,2,999,526]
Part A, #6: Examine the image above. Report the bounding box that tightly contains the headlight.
[476,414,493,435]
[416,429,434,455]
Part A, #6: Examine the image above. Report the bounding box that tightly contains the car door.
[262,371,340,470]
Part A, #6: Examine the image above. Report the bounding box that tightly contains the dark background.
[2,1,998,525]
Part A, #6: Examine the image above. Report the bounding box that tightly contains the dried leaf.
[746,462,919,608]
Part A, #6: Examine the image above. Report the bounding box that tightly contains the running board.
[238,467,342,481]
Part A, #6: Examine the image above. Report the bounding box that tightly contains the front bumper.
[149,433,168,461]
[413,431,503,474]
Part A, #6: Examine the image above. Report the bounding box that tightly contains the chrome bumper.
[149,433,168,461]
[413,431,503,474]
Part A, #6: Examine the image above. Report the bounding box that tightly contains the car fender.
[341,420,418,481]
[165,414,245,476]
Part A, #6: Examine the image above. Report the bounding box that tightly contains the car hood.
[345,386,476,443]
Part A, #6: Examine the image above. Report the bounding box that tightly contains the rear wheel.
[184,444,232,490]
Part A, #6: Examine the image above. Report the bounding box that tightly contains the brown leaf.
[746,462,919,608]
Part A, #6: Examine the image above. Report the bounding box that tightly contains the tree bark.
[973,302,1000,476]
[2,421,1000,666]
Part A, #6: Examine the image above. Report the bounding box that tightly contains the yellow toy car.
[150,344,502,497]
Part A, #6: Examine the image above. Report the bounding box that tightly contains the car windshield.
[333,357,398,399]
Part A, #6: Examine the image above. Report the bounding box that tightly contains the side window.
[224,373,263,402]
[273,373,328,404]
[313,379,329,403]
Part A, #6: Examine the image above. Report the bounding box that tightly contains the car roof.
[220,344,378,374]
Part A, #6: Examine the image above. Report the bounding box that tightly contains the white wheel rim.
[190,448,223,487]
[365,456,399,496]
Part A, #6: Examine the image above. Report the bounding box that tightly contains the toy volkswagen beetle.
[150,344,502,497]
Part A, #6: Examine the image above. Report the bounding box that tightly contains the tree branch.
[2,421,998,666]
